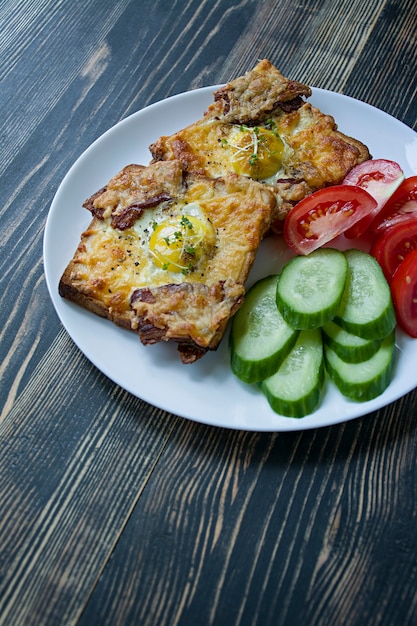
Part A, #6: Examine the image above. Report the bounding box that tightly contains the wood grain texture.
[1,330,179,626]
[78,405,417,626]
[1,1,417,625]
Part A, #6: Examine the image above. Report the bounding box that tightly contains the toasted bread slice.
[150,59,371,228]
[59,160,275,362]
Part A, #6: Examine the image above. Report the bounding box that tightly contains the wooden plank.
[206,0,387,90]
[76,393,417,626]
[344,3,417,126]
[1,330,179,626]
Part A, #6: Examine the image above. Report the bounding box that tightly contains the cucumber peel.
[230,275,299,383]
[324,331,396,402]
[261,329,324,417]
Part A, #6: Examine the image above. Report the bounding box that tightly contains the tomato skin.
[283,185,377,255]
[343,159,404,239]
[371,176,417,235]
[370,218,417,281]
[390,248,417,338]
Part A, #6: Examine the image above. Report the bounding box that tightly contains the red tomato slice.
[390,248,417,338]
[370,218,417,281]
[370,176,417,235]
[283,185,377,255]
[343,159,404,239]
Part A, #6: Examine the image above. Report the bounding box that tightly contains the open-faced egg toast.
[150,59,371,227]
[59,160,275,362]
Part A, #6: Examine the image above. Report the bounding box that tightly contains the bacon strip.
[111,193,172,230]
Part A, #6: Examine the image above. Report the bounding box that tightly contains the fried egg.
[135,201,217,278]
[223,124,285,180]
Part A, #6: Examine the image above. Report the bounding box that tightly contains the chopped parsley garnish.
[181,215,194,229]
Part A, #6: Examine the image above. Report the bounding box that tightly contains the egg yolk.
[149,214,216,273]
[228,126,284,180]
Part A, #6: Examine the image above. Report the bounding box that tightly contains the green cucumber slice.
[261,328,324,417]
[230,275,299,383]
[276,248,348,329]
[335,249,396,340]
[324,331,395,402]
[322,320,381,363]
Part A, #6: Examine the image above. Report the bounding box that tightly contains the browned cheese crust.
[206,58,312,124]
[59,160,275,363]
[149,59,371,229]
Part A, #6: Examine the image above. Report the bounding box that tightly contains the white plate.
[44,86,417,431]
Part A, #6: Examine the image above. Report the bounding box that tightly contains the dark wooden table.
[2,1,417,625]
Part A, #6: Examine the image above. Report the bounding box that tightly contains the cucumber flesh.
[335,249,396,340]
[230,275,299,383]
[261,328,324,417]
[322,320,381,363]
[276,248,348,330]
[324,331,395,402]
